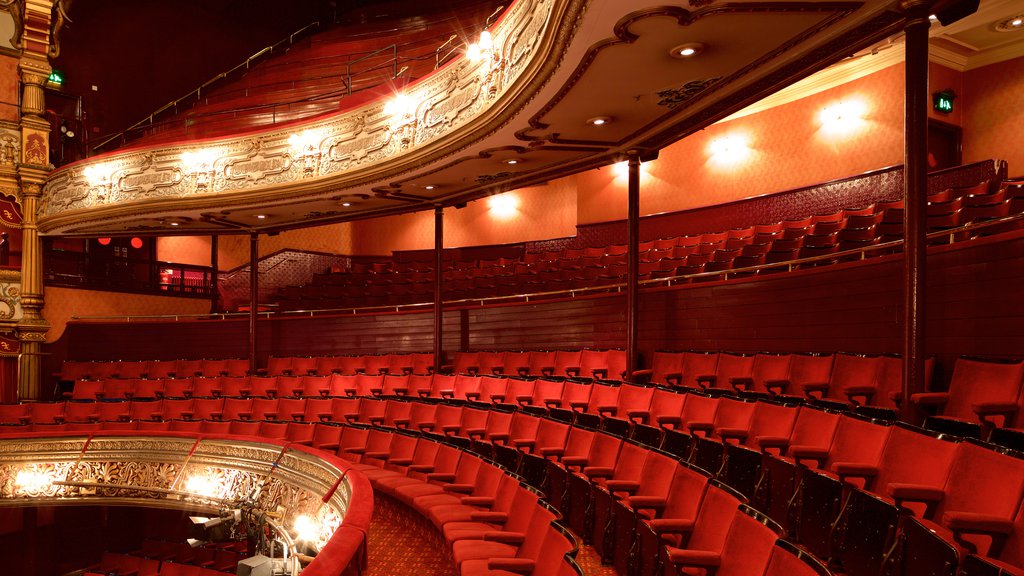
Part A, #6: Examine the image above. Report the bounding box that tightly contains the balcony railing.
[45,249,215,298]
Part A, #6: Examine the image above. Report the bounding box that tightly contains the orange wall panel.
[42,287,212,343]
[157,236,212,267]
[963,56,1024,175]
[0,56,18,122]
[578,63,907,224]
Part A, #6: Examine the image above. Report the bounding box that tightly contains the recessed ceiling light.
[587,116,612,126]
[996,16,1024,31]
[256,214,267,219]
[341,202,352,207]
[424,185,436,190]
[928,14,938,21]
[669,42,705,59]
[505,159,519,165]
[170,222,179,226]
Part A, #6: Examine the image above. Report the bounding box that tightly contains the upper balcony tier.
[41,0,908,237]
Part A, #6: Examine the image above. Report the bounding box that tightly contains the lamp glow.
[288,130,321,154]
[708,134,752,166]
[185,475,218,498]
[487,193,520,219]
[479,30,493,51]
[180,149,218,174]
[83,163,114,187]
[819,99,867,136]
[384,93,419,118]
[15,469,53,494]
[294,514,319,542]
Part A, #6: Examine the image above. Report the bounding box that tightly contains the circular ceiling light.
[170,222,179,226]
[670,42,705,59]
[504,159,519,165]
[256,214,267,219]
[341,202,352,207]
[424,185,436,190]
[996,16,1024,31]
[587,116,612,126]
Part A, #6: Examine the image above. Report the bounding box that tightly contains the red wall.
[963,56,1024,176]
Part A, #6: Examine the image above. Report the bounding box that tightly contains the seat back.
[748,353,792,394]
[946,358,1024,424]
[681,352,719,388]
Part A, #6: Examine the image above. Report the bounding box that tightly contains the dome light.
[587,116,612,126]
[670,42,705,59]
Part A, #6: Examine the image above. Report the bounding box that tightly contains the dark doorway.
[928,120,962,171]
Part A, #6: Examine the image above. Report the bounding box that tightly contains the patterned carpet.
[366,495,458,576]
[364,493,620,576]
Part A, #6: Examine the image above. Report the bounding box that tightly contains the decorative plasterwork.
[0,434,358,557]
[38,0,560,231]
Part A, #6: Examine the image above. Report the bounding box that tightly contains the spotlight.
[256,215,267,219]
[586,116,612,126]
[670,42,705,59]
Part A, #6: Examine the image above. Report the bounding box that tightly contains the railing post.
[210,235,220,313]
[434,206,444,371]
[249,233,259,376]
[626,151,641,378]
[901,0,930,421]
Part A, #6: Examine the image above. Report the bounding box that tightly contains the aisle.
[363,493,621,576]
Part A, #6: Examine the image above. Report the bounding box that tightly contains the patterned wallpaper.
[0,57,18,123]
[577,63,908,225]
[349,176,578,256]
[964,56,1024,176]
[42,287,212,343]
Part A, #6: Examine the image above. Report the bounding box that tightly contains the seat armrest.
[538,447,564,458]
[664,372,682,387]
[801,382,830,396]
[972,402,1018,418]
[388,458,414,466]
[626,409,650,423]
[944,512,1015,536]
[730,376,754,391]
[686,421,714,434]
[469,511,507,523]
[560,456,588,467]
[666,549,721,568]
[490,394,506,403]
[605,480,641,494]
[656,415,681,427]
[788,445,828,466]
[765,379,790,394]
[597,405,617,417]
[408,464,434,472]
[569,401,589,411]
[583,466,615,479]
[627,495,667,511]
[486,558,534,574]
[648,518,695,535]
[511,438,536,449]
[755,436,790,452]
[315,442,339,451]
[461,496,495,507]
[540,366,555,377]
[888,483,946,507]
[911,392,949,406]
[416,421,435,432]
[832,462,879,483]
[442,483,474,493]
[425,473,455,482]
[716,427,749,441]
[695,374,716,389]
[592,368,609,380]
[484,531,525,544]
[565,366,580,377]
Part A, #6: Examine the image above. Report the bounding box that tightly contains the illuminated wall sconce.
[83,163,116,199]
[487,192,520,219]
[385,93,423,148]
[185,474,220,499]
[708,134,752,165]
[288,130,323,175]
[818,100,867,137]
[181,148,218,189]
[14,467,56,496]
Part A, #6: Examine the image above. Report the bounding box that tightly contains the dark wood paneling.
[53,230,1024,393]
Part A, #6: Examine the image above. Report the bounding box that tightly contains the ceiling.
[40,0,1018,237]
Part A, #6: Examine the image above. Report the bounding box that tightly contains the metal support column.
[901,0,930,420]
[249,233,259,375]
[210,235,220,313]
[434,207,444,370]
[626,151,641,378]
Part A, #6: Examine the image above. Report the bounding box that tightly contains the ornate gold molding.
[39,0,565,233]
[0,433,365,560]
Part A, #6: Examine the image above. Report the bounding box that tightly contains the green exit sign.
[47,70,63,85]
[933,90,955,114]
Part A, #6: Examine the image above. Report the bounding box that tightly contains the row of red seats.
[271,179,1022,310]
[51,352,1024,447]
[55,348,627,383]
[26,390,1023,576]
[12,414,831,576]
[85,546,242,576]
